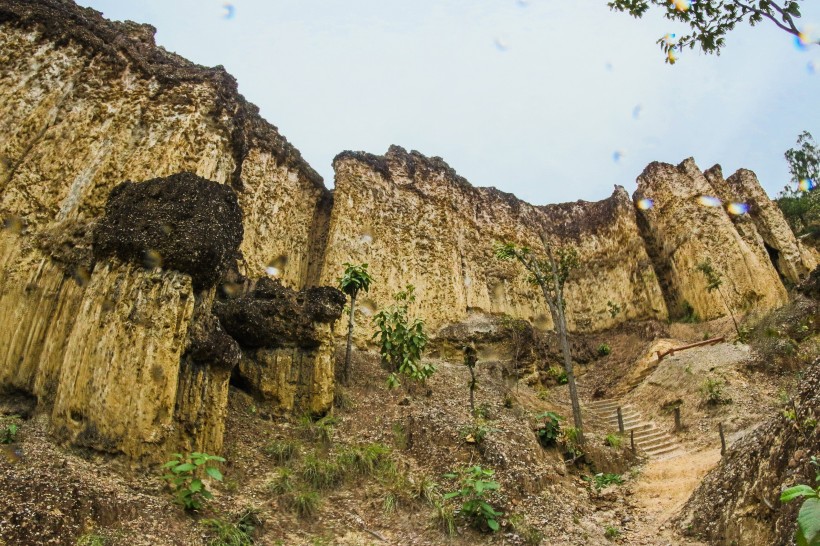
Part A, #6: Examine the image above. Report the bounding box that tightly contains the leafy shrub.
[560,426,584,460]
[459,420,494,445]
[547,366,568,385]
[700,378,731,406]
[606,300,621,319]
[780,455,820,546]
[597,343,611,357]
[535,411,563,448]
[604,525,621,540]
[372,285,434,388]
[592,473,624,490]
[0,423,18,444]
[605,433,622,449]
[679,301,700,323]
[264,439,299,464]
[161,452,225,511]
[473,402,492,420]
[443,465,503,532]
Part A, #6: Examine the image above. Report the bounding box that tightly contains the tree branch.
[735,0,800,36]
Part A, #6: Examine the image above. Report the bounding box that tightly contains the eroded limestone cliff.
[0,0,814,464]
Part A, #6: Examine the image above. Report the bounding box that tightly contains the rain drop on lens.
[726,203,749,216]
[636,198,654,210]
[697,195,722,208]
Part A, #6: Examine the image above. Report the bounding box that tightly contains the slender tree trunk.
[544,246,585,445]
[343,292,357,385]
[716,286,740,337]
[468,366,476,414]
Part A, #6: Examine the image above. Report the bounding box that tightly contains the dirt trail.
[627,448,721,545]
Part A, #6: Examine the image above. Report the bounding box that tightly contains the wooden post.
[674,407,681,432]
[617,407,625,434]
[630,429,635,454]
[719,423,726,456]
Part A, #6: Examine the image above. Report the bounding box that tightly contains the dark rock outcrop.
[93,172,243,289]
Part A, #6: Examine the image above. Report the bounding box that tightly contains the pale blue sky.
[76,0,819,205]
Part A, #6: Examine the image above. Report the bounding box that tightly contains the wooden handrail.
[657,336,725,362]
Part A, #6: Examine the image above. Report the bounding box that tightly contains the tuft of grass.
[336,443,392,478]
[700,377,731,406]
[298,415,337,445]
[333,387,354,410]
[604,433,622,449]
[431,501,456,536]
[301,452,343,490]
[201,517,254,546]
[509,514,544,546]
[76,534,106,546]
[283,489,321,519]
[597,343,611,357]
[604,525,621,540]
[267,467,296,495]
[391,422,408,450]
[382,491,398,514]
[264,439,299,465]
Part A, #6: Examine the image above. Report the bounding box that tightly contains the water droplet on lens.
[697,195,722,208]
[636,198,654,210]
[727,202,750,215]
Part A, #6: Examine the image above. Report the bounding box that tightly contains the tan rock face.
[0,1,339,463]
[321,146,668,339]
[0,0,810,465]
[634,159,789,321]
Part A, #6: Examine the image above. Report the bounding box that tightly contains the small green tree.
[373,285,434,389]
[695,258,740,336]
[443,466,503,532]
[778,131,820,239]
[780,455,820,546]
[609,0,816,64]
[162,452,225,511]
[495,235,585,444]
[338,263,373,385]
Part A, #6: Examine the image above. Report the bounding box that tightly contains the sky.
[76,0,819,205]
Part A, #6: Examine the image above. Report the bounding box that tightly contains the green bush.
[560,426,584,460]
[605,434,622,449]
[267,467,296,495]
[780,455,820,546]
[592,473,624,490]
[0,422,18,444]
[431,500,456,536]
[443,465,503,532]
[604,525,621,540]
[547,366,568,385]
[700,378,731,406]
[161,452,225,511]
[372,285,434,388]
[535,411,563,448]
[597,343,612,357]
[301,452,343,490]
[459,420,494,445]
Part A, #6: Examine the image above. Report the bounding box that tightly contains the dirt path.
[626,448,721,545]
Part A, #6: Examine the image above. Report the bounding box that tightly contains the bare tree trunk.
[343,292,356,385]
[716,286,741,337]
[544,246,585,445]
[468,365,476,414]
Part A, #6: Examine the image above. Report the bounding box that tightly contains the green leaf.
[782,485,818,502]
[173,463,196,473]
[208,455,226,463]
[162,460,180,468]
[797,497,820,546]
[443,492,460,500]
[487,519,500,531]
[201,490,214,500]
[188,479,203,493]
[205,466,224,481]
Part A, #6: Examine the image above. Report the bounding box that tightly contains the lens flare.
[636,198,654,210]
[265,266,280,276]
[799,178,816,191]
[612,150,625,162]
[697,195,722,208]
[221,3,235,20]
[727,202,750,215]
[672,0,691,12]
